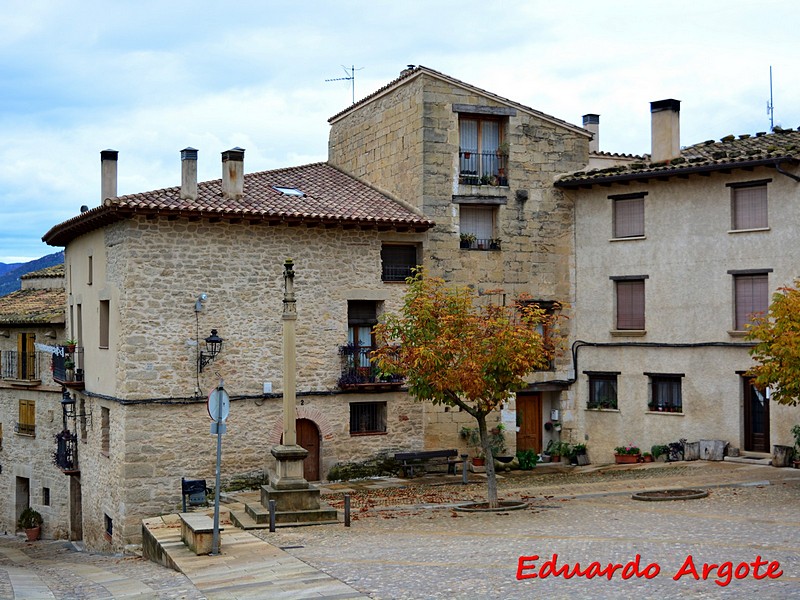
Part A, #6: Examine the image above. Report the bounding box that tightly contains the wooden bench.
[394,449,459,478]
[179,512,223,555]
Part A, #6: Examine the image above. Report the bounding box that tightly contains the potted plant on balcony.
[64,339,77,353]
[614,444,641,464]
[18,507,43,541]
[489,239,502,250]
[64,359,75,381]
[459,232,476,249]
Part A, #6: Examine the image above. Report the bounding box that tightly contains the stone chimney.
[650,99,681,163]
[221,147,245,199]
[582,114,600,153]
[100,149,118,201]
[180,147,198,200]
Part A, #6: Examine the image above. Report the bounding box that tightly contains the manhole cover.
[631,489,709,501]
[455,500,528,512]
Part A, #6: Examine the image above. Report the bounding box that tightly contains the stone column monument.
[235,259,337,527]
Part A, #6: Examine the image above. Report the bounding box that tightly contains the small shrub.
[516,449,539,470]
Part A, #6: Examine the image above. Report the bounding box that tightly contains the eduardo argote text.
[517,553,783,587]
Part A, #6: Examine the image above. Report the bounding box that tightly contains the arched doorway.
[297,419,321,481]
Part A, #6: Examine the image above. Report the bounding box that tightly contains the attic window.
[273,186,305,197]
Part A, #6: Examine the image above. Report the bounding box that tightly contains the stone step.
[231,507,339,529]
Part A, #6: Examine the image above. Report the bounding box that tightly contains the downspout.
[774,159,800,182]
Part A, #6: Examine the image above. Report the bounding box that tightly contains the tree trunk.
[477,413,498,508]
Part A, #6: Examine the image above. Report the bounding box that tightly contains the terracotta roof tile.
[0,288,65,324]
[557,127,800,187]
[21,264,65,279]
[43,162,434,246]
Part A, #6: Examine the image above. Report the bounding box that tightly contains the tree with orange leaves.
[372,271,561,508]
[747,280,800,406]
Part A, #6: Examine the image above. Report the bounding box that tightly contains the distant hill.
[0,251,65,297]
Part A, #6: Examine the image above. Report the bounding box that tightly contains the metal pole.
[269,499,277,533]
[211,380,224,556]
[344,494,351,527]
[461,454,469,485]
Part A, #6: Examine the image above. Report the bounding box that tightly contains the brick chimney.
[221,147,245,199]
[180,147,198,200]
[100,149,118,201]
[582,114,600,153]
[650,99,681,163]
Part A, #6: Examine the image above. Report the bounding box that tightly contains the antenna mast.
[326,64,363,105]
[767,66,774,131]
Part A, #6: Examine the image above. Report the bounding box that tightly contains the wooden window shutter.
[735,274,768,330]
[616,280,645,330]
[733,185,767,229]
[614,197,644,238]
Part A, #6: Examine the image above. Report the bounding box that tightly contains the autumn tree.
[747,280,800,406]
[372,272,561,508]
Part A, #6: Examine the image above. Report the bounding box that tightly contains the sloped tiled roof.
[20,264,65,279]
[328,65,591,138]
[0,288,65,325]
[556,127,800,188]
[43,162,434,246]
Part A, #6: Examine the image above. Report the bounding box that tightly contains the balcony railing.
[53,430,79,473]
[338,344,403,390]
[52,347,85,387]
[0,350,42,382]
[459,150,508,186]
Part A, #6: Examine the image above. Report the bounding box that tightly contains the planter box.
[614,454,640,464]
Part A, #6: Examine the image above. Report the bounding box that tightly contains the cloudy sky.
[1,0,798,263]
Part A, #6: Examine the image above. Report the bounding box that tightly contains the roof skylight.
[273,186,305,197]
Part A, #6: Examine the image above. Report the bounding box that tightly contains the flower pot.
[614,453,640,464]
[24,526,40,542]
[471,457,485,467]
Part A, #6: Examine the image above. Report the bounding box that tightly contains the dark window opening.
[349,402,387,434]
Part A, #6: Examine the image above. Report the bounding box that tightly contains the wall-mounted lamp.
[195,293,208,312]
[198,329,223,372]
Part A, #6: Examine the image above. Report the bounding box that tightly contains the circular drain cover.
[631,489,709,501]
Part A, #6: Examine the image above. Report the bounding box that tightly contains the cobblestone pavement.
[0,537,205,599]
[257,462,800,600]
[1,461,798,599]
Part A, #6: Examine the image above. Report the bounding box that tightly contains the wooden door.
[743,379,769,452]
[516,393,542,453]
[296,419,321,481]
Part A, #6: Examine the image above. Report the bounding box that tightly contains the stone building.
[0,265,71,539]
[556,100,800,461]
[39,66,592,551]
[327,66,591,455]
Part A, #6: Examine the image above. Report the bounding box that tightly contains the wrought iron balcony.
[53,429,79,474]
[338,344,403,391]
[52,346,85,389]
[0,350,43,383]
[459,150,508,186]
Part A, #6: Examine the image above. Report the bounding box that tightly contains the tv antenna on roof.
[326,64,363,105]
[767,65,775,131]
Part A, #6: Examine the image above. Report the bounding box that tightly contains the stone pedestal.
[270,445,309,490]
